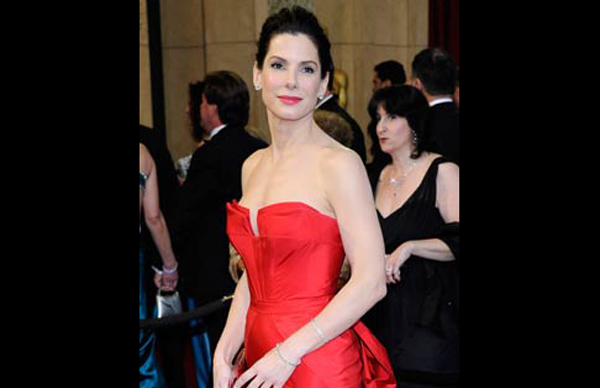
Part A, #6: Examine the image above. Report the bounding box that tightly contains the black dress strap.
[427,156,453,177]
[415,156,451,201]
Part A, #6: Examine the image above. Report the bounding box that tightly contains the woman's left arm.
[274,150,388,356]
[386,162,459,283]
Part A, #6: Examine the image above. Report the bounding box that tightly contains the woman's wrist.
[213,351,231,367]
[163,261,178,273]
[275,343,301,366]
[310,318,328,344]
[278,336,308,364]
[214,343,237,366]
[402,241,416,258]
[152,262,178,275]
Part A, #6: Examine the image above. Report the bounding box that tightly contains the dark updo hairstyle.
[256,6,332,81]
[370,85,430,159]
[188,81,205,142]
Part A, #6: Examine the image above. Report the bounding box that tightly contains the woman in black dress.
[367,85,459,387]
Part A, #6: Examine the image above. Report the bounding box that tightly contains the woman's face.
[376,105,413,154]
[254,33,328,122]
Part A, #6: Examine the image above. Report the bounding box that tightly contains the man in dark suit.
[411,48,459,165]
[168,70,267,385]
[316,63,366,163]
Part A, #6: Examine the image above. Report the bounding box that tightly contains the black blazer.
[317,97,367,163]
[426,102,459,165]
[168,125,267,303]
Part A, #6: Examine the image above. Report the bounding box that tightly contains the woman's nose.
[285,69,298,89]
[376,120,386,134]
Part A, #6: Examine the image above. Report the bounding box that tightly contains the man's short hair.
[374,60,406,85]
[411,48,457,95]
[203,70,250,127]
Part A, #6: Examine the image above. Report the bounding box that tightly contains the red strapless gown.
[227,200,396,388]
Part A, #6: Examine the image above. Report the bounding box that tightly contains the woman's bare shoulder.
[139,143,153,173]
[319,144,363,175]
[436,156,459,180]
[241,147,270,190]
[139,143,149,157]
[243,147,268,173]
[317,144,367,205]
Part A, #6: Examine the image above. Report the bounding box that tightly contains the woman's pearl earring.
[254,84,261,91]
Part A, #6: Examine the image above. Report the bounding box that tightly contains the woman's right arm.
[141,144,178,290]
[213,271,250,387]
[213,151,262,387]
[142,160,177,268]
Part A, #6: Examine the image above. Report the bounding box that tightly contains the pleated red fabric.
[227,200,396,388]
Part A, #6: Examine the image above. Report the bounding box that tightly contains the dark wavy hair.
[203,70,249,127]
[187,81,204,142]
[370,85,430,159]
[256,6,332,81]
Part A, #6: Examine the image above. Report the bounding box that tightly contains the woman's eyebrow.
[267,55,318,67]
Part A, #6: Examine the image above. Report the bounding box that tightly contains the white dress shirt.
[429,97,454,107]
[315,93,335,109]
[209,124,227,139]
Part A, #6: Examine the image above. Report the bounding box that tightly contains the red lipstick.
[278,95,303,105]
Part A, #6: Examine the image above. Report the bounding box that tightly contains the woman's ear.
[253,61,262,91]
[318,71,330,99]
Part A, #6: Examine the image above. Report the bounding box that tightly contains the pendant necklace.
[387,160,417,198]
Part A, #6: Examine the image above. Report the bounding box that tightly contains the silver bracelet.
[151,263,178,275]
[275,343,300,367]
[162,263,178,274]
[310,318,328,343]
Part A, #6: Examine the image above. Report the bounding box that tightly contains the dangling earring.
[410,129,419,158]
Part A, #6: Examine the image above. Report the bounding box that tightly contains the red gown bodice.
[227,200,396,388]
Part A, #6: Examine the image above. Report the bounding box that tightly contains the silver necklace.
[385,161,417,197]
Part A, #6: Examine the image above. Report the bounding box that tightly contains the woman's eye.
[302,66,315,74]
[388,114,398,120]
[270,62,284,70]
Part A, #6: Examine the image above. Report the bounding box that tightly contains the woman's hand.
[153,271,178,292]
[385,242,414,284]
[232,346,297,388]
[213,356,234,388]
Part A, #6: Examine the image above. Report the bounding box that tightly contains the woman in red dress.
[212,7,396,388]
